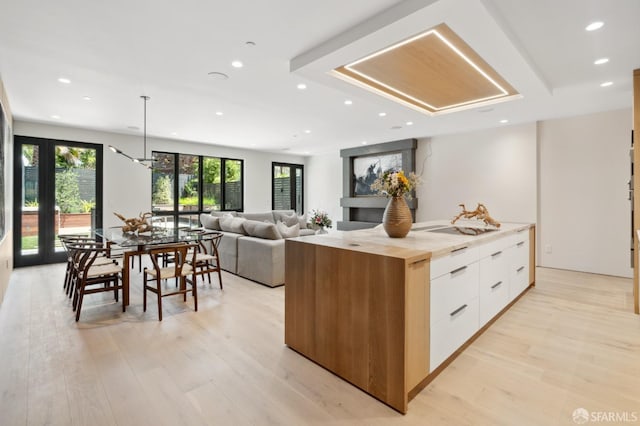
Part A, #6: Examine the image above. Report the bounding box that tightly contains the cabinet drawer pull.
[517,241,525,247]
[517,266,525,273]
[491,251,502,257]
[450,304,468,316]
[491,281,503,289]
[451,246,468,253]
[450,265,467,275]
[411,258,427,265]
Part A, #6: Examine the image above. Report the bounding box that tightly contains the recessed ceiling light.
[378,112,387,117]
[57,77,71,84]
[585,21,604,31]
[82,96,91,101]
[231,60,243,68]
[499,119,509,124]
[594,58,609,65]
[171,132,178,136]
[208,71,229,80]
[297,83,307,90]
[304,130,311,134]
[361,141,367,145]
[50,114,61,119]
[344,100,353,105]
[600,81,613,87]
[406,121,413,126]
[215,111,223,116]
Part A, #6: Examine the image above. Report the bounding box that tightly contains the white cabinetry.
[429,229,531,372]
[478,245,510,327]
[508,231,530,299]
[429,246,479,372]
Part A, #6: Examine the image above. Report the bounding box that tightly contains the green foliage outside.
[55,169,81,213]
[153,175,173,205]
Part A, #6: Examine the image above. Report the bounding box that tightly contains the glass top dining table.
[93,227,207,249]
[93,227,213,307]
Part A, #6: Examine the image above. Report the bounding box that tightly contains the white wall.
[415,123,537,224]
[14,121,306,228]
[305,152,342,229]
[538,108,632,278]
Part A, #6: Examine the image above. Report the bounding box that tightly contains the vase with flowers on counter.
[370,169,420,238]
[308,209,332,234]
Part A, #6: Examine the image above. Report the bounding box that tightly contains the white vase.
[316,227,328,235]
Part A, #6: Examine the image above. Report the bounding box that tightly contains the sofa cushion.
[238,212,276,223]
[219,217,247,234]
[242,220,282,240]
[200,213,220,230]
[210,211,237,218]
[276,222,300,238]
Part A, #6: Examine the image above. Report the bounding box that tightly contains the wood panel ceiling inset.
[332,23,519,115]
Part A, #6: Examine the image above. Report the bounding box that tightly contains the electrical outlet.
[544,244,552,254]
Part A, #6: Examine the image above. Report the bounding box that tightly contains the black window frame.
[271,162,304,215]
[151,150,244,227]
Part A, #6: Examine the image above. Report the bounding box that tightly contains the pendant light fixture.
[108,95,155,169]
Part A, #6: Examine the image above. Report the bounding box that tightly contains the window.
[272,162,303,214]
[152,151,244,227]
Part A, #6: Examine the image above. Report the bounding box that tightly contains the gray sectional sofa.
[199,210,315,287]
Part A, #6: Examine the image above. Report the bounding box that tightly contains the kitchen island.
[284,220,535,414]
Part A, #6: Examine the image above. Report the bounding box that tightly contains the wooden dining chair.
[61,235,116,297]
[68,242,124,322]
[143,243,198,321]
[189,231,223,289]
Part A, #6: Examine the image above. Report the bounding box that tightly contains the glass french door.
[272,162,303,214]
[13,136,103,267]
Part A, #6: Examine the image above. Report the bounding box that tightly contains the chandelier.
[108,95,155,168]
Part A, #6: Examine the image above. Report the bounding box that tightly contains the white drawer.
[477,236,512,259]
[510,238,529,269]
[430,297,479,372]
[509,263,529,299]
[504,229,529,248]
[430,245,479,280]
[430,261,479,324]
[479,249,508,287]
[479,276,509,327]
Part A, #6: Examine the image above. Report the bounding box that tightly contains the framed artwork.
[352,152,402,196]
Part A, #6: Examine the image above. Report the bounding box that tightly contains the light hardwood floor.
[0,264,638,426]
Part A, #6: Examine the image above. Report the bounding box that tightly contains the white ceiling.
[1,0,639,156]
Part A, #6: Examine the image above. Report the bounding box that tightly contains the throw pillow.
[297,213,307,229]
[276,221,300,239]
[200,213,220,230]
[243,220,282,240]
[279,212,298,227]
[219,217,247,234]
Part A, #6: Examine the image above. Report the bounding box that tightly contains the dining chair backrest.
[196,231,223,257]
[147,243,198,278]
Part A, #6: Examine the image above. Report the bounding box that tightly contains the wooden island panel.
[284,239,430,413]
